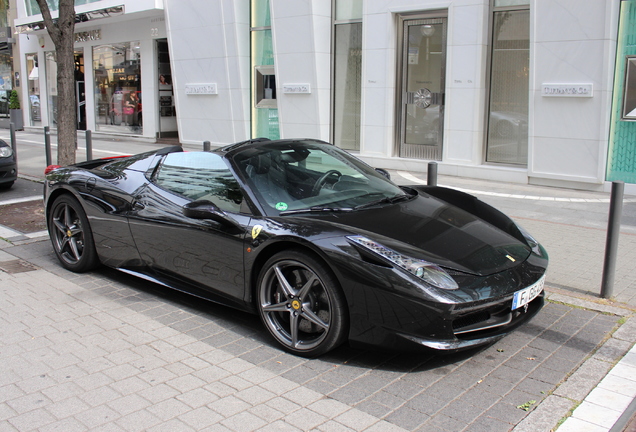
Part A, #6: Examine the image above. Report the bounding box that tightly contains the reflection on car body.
[44,139,548,357]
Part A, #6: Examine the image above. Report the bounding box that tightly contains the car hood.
[302,194,531,276]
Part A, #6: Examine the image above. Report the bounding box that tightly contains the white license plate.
[512,276,545,310]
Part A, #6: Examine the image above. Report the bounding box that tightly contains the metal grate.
[0,260,39,274]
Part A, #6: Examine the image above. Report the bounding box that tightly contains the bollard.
[85,130,93,161]
[9,122,17,164]
[203,140,211,152]
[600,181,625,299]
[427,161,438,186]
[44,126,52,166]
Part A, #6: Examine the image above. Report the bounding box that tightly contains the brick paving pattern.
[1,242,625,432]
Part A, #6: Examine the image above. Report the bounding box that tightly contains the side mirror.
[375,168,391,180]
[183,200,241,230]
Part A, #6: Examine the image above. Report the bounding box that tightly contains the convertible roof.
[216,138,334,156]
[156,145,184,155]
[217,138,271,153]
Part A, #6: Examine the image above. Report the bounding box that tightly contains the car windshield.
[232,140,408,215]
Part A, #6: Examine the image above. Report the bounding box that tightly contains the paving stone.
[554,357,613,401]
[512,394,573,432]
[355,400,393,417]
[222,411,269,431]
[426,413,466,431]
[286,407,331,430]
[178,406,224,429]
[385,406,430,431]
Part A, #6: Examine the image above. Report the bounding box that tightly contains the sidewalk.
[0,130,634,431]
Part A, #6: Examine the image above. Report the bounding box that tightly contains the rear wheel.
[257,250,348,357]
[48,195,99,272]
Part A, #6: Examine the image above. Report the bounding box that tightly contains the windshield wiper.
[354,193,411,210]
[279,206,353,216]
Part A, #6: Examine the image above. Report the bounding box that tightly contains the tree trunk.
[55,31,77,166]
[36,0,77,166]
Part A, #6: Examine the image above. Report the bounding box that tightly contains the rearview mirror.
[375,168,391,180]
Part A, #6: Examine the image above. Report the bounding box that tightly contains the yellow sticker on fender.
[251,225,263,239]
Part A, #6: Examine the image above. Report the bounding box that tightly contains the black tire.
[0,181,14,190]
[48,195,99,272]
[257,250,348,357]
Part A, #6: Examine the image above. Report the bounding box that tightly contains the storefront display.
[93,42,142,134]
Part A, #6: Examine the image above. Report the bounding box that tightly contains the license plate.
[512,276,545,310]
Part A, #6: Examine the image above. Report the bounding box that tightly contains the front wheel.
[48,195,99,272]
[257,250,348,357]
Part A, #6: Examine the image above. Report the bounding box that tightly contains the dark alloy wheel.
[257,250,348,357]
[48,195,99,272]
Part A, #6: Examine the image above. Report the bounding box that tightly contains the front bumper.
[328,245,548,352]
[0,157,17,184]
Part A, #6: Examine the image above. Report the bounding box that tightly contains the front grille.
[452,311,491,331]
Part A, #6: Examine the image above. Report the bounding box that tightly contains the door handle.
[406,89,444,108]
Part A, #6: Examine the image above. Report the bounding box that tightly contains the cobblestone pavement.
[1,239,632,432]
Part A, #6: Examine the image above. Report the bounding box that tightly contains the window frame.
[483,0,531,166]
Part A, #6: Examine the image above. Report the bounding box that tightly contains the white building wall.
[163,0,250,146]
[270,0,331,140]
[355,0,619,189]
[13,0,622,192]
[528,0,620,189]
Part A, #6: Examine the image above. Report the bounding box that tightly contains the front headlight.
[0,146,12,158]
[517,224,544,257]
[347,235,459,290]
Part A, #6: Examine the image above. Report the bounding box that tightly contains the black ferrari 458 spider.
[44,138,548,357]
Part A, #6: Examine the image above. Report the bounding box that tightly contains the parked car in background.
[0,139,17,189]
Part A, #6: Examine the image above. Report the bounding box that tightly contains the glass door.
[397,15,447,160]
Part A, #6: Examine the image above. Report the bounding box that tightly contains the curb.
[514,290,636,431]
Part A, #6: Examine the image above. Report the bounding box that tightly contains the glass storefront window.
[494,0,529,7]
[45,51,58,125]
[333,22,362,150]
[26,54,41,126]
[44,49,85,129]
[486,9,529,165]
[25,0,103,16]
[335,0,362,21]
[93,42,142,134]
[251,0,271,28]
[0,50,11,118]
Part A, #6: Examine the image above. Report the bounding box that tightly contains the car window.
[233,140,405,213]
[155,152,243,213]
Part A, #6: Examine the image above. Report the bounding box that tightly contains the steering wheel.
[311,170,342,196]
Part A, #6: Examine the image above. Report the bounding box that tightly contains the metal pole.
[427,161,438,186]
[85,130,93,161]
[44,126,52,166]
[203,140,211,151]
[9,122,17,164]
[601,181,625,299]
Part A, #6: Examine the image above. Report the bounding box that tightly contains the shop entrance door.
[397,14,447,160]
[74,50,86,130]
[157,39,178,139]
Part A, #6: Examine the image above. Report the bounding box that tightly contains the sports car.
[44,138,548,357]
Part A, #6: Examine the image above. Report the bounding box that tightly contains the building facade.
[11,0,636,194]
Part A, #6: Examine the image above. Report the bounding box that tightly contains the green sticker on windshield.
[275,202,288,211]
